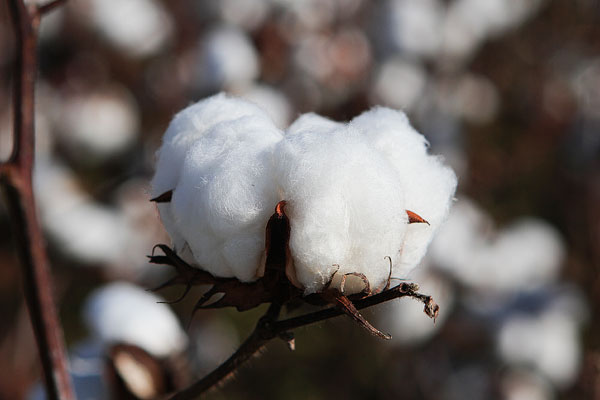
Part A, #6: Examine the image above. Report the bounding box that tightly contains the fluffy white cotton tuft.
[350,107,457,277]
[152,93,282,280]
[83,282,187,358]
[152,93,457,293]
[275,124,408,293]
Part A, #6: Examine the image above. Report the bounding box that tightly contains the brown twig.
[169,283,436,399]
[1,1,74,399]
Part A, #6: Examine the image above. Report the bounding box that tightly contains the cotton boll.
[497,310,582,388]
[428,197,493,278]
[274,124,408,293]
[435,74,500,124]
[84,282,187,359]
[78,0,173,58]
[476,218,565,292]
[350,107,457,276]
[237,84,293,128]
[371,58,426,112]
[34,160,132,266]
[196,26,259,91]
[152,93,275,252]
[376,0,443,59]
[500,369,555,400]
[214,0,270,31]
[56,85,140,163]
[167,113,282,281]
[429,198,565,294]
[154,94,456,293]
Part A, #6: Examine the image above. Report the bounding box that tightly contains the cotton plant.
[149,93,456,342]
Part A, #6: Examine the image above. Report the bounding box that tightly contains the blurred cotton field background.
[0,0,598,399]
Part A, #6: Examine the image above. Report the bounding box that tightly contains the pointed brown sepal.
[406,210,430,225]
[150,190,173,203]
[326,291,391,340]
[147,244,220,303]
[192,280,273,313]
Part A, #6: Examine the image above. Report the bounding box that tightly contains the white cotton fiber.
[350,107,457,277]
[152,93,457,293]
[170,115,282,280]
[83,282,187,358]
[274,124,408,293]
[151,93,279,257]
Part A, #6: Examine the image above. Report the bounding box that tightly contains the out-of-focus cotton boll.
[84,282,187,359]
[77,0,173,58]
[500,369,555,400]
[476,219,565,291]
[34,160,132,265]
[213,0,270,31]
[428,197,493,276]
[350,108,458,276]
[294,30,371,91]
[371,58,426,112]
[497,309,582,388]
[377,268,455,345]
[441,0,546,62]
[430,198,565,293]
[436,74,500,124]
[571,58,600,119]
[376,0,443,59]
[196,26,259,91]
[237,85,292,128]
[273,0,338,34]
[56,85,139,163]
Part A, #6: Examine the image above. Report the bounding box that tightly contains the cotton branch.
[170,283,438,399]
[1,1,74,399]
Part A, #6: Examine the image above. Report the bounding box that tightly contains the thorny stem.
[1,1,74,399]
[170,283,434,399]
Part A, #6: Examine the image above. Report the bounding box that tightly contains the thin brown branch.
[169,283,435,399]
[1,1,74,399]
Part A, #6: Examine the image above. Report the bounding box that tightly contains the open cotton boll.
[154,94,456,293]
[152,93,275,252]
[84,282,187,359]
[274,124,408,294]
[170,115,282,281]
[350,107,457,276]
